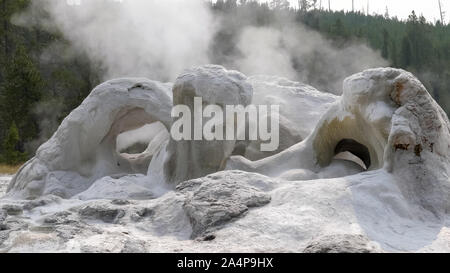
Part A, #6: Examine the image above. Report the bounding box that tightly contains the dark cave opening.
[333,139,371,171]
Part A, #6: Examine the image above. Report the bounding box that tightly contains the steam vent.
[2,65,450,253]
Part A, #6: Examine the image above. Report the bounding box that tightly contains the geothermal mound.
[1,65,450,253]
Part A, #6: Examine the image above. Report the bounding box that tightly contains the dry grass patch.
[0,163,22,175]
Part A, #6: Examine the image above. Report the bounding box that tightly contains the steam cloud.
[14,0,387,92]
[14,0,216,81]
[234,24,389,93]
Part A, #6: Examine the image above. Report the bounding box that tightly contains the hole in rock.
[115,121,169,173]
[116,122,168,156]
[333,139,371,171]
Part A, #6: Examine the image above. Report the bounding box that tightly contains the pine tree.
[0,45,43,146]
[1,121,26,164]
[298,0,308,12]
[381,28,389,59]
[0,0,30,57]
[390,40,399,67]
[400,36,412,68]
[331,18,347,38]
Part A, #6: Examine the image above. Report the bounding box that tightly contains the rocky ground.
[1,170,450,253]
[0,176,11,197]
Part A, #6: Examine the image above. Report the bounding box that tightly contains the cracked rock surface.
[177,171,271,238]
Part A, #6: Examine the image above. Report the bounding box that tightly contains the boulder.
[78,204,126,224]
[176,171,271,238]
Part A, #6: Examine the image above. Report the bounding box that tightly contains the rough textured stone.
[0,210,7,231]
[2,204,23,216]
[78,204,126,224]
[43,211,78,225]
[23,195,62,211]
[121,239,147,253]
[177,171,271,238]
[303,234,382,253]
[0,230,11,246]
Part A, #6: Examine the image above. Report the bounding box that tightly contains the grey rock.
[23,195,62,211]
[0,230,11,246]
[0,210,7,231]
[0,210,6,221]
[111,199,131,206]
[136,207,154,218]
[303,234,382,253]
[29,225,56,233]
[177,171,271,238]
[43,211,77,225]
[55,224,85,242]
[200,234,216,241]
[130,207,154,222]
[78,204,126,224]
[2,204,23,216]
[121,239,147,253]
[80,245,108,253]
[3,218,28,232]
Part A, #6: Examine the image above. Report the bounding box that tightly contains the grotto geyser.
[1,65,450,253]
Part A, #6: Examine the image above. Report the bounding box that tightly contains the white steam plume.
[14,0,216,81]
[234,23,388,94]
[14,0,388,93]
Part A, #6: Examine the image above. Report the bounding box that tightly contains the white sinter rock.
[6,78,173,199]
[249,75,337,139]
[163,65,254,184]
[238,75,337,160]
[2,66,450,253]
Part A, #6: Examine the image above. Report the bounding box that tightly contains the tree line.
[0,0,449,164]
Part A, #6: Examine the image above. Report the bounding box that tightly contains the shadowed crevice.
[334,139,371,170]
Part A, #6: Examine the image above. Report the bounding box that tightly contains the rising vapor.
[14,0,387,93]
[14,0,216,81]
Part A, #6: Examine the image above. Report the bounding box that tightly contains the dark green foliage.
[0,45,42,143]
[1,122,26,164]
[0,0,102,163]
[401,36,412,67]
[381,28,389,59]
